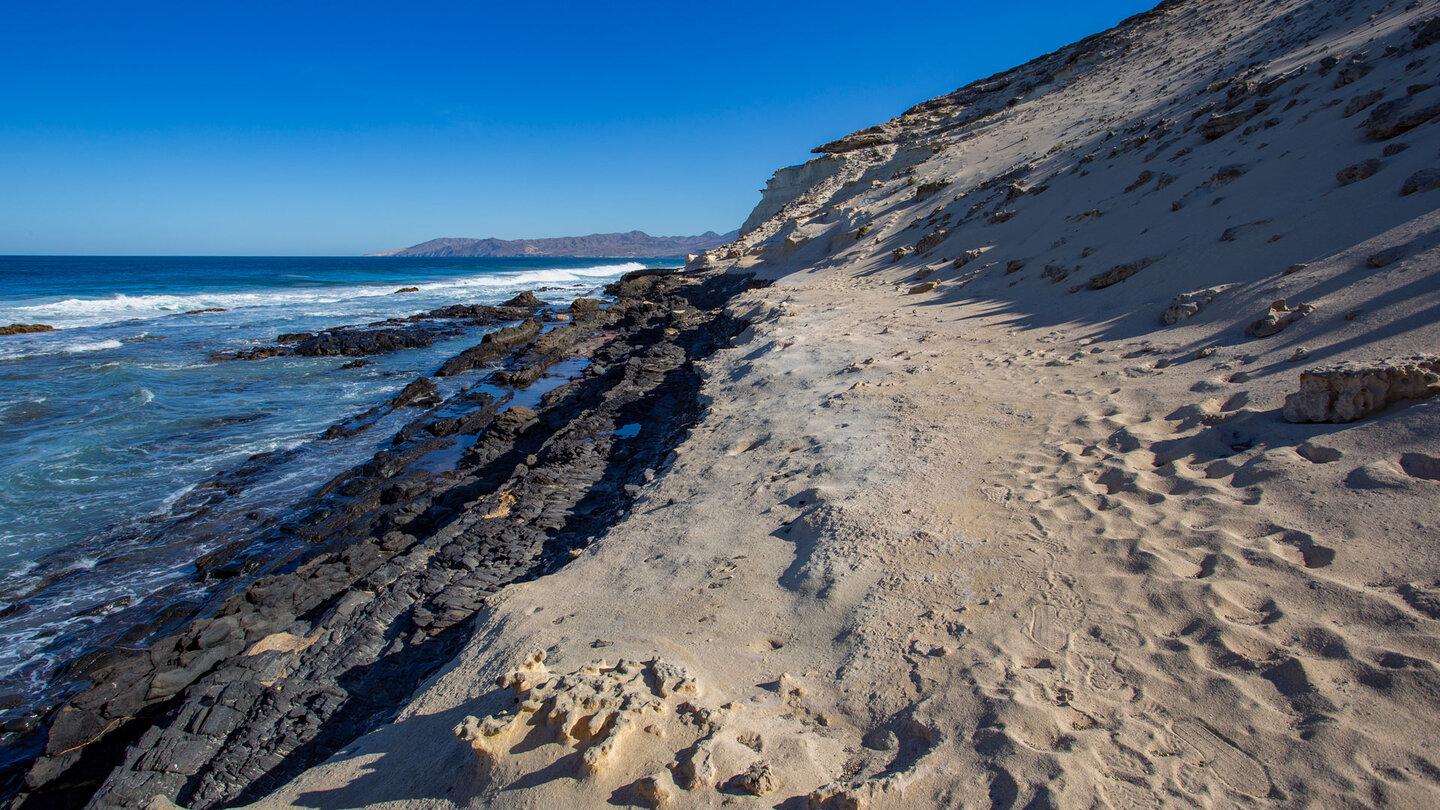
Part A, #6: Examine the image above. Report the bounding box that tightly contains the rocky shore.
[6,267,764,808]
[10,0,1440,807]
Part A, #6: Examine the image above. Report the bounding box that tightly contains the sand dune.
[222,0,1440,807]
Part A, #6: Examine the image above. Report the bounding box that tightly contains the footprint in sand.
[1171,719,1271,798]
[1029,604,1070,652]
[1100,777,1162,810]
[1084,652,1127,692]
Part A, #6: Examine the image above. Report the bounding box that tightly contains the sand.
[219,0,1440,806]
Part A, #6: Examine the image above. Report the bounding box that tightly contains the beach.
[12,0,1440,806]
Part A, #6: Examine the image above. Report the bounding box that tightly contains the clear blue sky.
[0,1,1156,255]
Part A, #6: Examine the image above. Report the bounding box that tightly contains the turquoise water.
[0,255,667,692]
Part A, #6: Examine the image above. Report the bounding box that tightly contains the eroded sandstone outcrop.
[1247,299,1314,337]
[454,652,699,778]
[1282,357,1440,423]
[1163,284,1235,324]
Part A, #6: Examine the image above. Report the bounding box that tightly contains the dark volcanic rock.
[0,324,55,336]
[434,319,544,377]
[13,268,764,810]
[501,291,545,308]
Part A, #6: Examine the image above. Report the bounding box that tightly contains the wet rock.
[1283,357,1440,422]
[501,291,545,308]
[392,286,420,294]
[386,377,439,409]
[0,323,55,336]
[435,319,543,377]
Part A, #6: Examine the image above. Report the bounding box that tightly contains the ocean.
[0,255,668,702]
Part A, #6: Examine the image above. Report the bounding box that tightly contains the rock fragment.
[953,248,984,268]
[1163,285,1234,324]
[1089,258,1158,289]
[1401,168,1440,195]
[1336,158,1381,185]
[1367,245,1407,267]
[916,228,949,253]
[1201,110,1253,139]
[0,323,55,336]
[454,653,700,778]
[734,761,776,796]
[1247,299,1314,337]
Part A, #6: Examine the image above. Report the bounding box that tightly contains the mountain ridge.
[368,229,738,258]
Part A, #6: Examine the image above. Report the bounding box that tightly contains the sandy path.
[235,260,1440,808]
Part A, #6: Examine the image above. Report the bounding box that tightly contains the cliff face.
[371,230,738,258]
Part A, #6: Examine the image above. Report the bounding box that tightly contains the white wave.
[66,339,123,353]
[0,262,644,329]
[136,388,154,405]
[154,481,198,515]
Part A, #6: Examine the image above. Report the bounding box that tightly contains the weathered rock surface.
[1089,258,1158,289]
[434,319,543,376]
[1336,158,1381,185]
[0,324,55,336]
[1401,168,1440,195]
[217,302,545,362]
[1162,284,1234,324]
[1282,357,1440,422]
[1247,299,1314,337]
[454,652,698,778]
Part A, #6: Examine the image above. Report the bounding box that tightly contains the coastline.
[9,0,1440,806]
[213,0,1440,806]
[8,267,765,806]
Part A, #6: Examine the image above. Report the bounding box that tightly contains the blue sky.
[0,1,1156,255]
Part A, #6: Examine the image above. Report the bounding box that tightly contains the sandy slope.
[228,0,1440,806]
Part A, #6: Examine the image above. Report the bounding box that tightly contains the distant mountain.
[368,230,738,258]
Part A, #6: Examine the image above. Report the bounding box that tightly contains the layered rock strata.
[11,268,762,809]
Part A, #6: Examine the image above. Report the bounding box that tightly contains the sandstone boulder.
[1283,357,1440,422]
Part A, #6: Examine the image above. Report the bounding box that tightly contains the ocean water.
[0,255,666,698]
